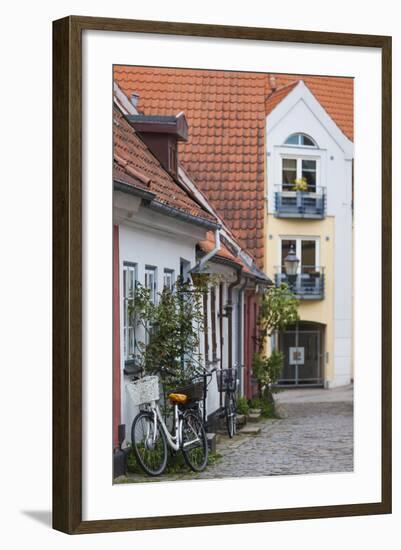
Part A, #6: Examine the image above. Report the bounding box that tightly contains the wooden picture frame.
[53,15,392,534]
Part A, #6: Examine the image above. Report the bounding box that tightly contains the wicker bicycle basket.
[126,375,160,406]
[216,368,237,392]
[173,379,204,403]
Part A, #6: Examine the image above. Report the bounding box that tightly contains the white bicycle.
[129,370,208,476]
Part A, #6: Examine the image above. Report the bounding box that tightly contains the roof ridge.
[266,79,300,99]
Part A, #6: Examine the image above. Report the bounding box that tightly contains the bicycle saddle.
[168,393,188,404]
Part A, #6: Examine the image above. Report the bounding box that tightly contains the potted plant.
[293,177,308,192]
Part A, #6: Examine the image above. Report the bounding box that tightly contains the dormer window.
[127,112,189,178]
[284,133,317,147]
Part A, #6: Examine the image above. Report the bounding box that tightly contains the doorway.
[277,321,325,386]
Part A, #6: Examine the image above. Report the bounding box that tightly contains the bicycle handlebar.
[192,365,216,377]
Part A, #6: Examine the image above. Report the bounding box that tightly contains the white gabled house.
[264,80,354,388]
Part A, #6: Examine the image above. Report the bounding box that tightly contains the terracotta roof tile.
[113,106,216,225]
[265,81,299,115]
[114,67,353,265]
[267,74,354,140]
[114,67,267,265]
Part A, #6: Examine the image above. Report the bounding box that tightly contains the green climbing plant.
[253,284,299,399]
[129,277,205,385]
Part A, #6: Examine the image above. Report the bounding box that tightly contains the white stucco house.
[112,84,270,470]
[264,80,354,388]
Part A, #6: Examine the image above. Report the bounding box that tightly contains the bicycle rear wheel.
[181,411,208,472]
[225,392,237,438]
[131,411,168,476]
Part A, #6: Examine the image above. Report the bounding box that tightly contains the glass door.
[301,240,316,274]
[281,238,318,274]
[279,330,297,384]
[277,323,324,386]
[297,331,322,383]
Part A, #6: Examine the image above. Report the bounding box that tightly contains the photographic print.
[53,16,390,533]
[112,66,354,483]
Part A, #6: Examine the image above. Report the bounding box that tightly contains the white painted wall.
[266,82,354,387]
[201,263,245,418]
[116,200,248,438]
[117,203,205,441]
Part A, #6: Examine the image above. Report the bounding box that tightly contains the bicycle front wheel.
[131,411,168,476]
[181,411,208,472]
[225,392,237,438]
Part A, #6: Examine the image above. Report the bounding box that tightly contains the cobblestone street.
[121,386,353,483]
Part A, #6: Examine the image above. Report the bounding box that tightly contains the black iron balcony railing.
[274,266,325,300]
[274,185,326,219]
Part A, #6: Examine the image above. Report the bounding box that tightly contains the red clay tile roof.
[114,67,267,265]
[268,74,354,141]
[114,67,353,265]
[265,81,299,116]
[113,106,216,225]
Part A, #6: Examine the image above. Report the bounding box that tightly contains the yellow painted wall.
[265,214,335,384]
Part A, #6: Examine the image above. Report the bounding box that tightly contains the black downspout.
[227,267,243,370]
[202,291,209,427]
[219,283,224,408]
[237,276,248,395]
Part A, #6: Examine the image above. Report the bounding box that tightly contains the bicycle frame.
[146,400,201,452]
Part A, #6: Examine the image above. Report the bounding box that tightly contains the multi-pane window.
[282,158,317,191]
[123,263,137,361]
[281,238,319,274]
[284,133,317,147]
[163,269,175,291]
[180,259,191,282]
[282,159,297,189]
[144,266,157,302]
[301,159,317,190]
[144,266,157,344]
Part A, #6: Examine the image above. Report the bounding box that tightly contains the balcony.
[274,266,325,300]
[274,185,326,219]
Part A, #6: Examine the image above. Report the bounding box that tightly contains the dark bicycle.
[216,367,239,438]
[190,364,217,430]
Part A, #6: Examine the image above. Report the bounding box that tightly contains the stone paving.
[119,386,353,483]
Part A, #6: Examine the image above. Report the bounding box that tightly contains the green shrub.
[236,396,250,415]
[127,448,222,475]
[259,400,279,419]
[249,396,279,419]
[252,350,284,393]
[129,278,205,385]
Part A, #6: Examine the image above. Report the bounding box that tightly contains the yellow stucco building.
[264,81,354,388]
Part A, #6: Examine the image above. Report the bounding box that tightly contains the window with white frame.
[281,237,320,274]
[180,258,191,282]
[284,133,317,147]
[123,262,137,362]
[144,266,157,345]
[163,269,175,291]
[282,157,317,191]
[144,266,157,302]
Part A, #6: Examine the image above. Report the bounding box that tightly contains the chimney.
[127,112,189,178]
[269,74,277,91]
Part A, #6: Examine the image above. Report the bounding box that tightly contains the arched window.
[284,133,317,147]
